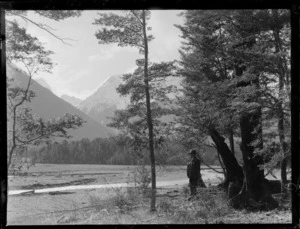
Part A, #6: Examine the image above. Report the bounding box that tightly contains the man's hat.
[188,149,197,155]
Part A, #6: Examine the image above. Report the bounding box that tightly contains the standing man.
[187,149,205,196]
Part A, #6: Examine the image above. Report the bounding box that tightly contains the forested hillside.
[28,137,189,165]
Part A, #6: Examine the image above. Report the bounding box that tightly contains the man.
[187,149,205,196]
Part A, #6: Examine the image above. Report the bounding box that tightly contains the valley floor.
[6,164,292,225]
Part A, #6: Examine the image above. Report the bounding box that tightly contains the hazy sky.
[8,10,185,100]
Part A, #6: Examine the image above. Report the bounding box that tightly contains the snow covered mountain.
[78,74,129,126]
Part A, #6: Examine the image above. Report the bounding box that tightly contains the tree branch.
[130,10,143,26]
[10,12,74,46]
[15,130,66,146]
[125,26,144,39]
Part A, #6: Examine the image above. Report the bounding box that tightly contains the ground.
[7,164,292,225]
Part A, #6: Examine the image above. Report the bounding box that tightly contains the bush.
[131,165,151,197]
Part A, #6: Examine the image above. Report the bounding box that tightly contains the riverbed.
[7,164,285,225]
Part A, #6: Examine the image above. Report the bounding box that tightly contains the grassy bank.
[52,184,291,224]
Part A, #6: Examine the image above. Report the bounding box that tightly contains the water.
[8,179,188,196]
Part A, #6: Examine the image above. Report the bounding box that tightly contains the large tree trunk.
[233,65,278,210]
[142,10,156,212]
[208,127,244,195]
[230,17,279,208]
[237,107,278,210]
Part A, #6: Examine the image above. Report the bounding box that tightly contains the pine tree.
[93,10,169,211]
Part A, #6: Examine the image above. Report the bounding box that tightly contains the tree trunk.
[142,10,156,212]
[278,101,288,198]
[216,147,227,182]
[208,127,244,194]
[236,77,278,210]
[229,129,235,156]
[230,21,279,209]
[272,9,290,198]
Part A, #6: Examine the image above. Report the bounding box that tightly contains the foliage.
[131,165,151,196]
[7,10,82,45]
[93,10,153,53]
[6,20,54,73]
[108,61,176,153]
[173,10,240,150]
[33,10,82,21]
[8,10,82,21]
[175,10,291,176]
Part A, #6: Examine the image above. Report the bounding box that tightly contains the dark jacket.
[187,157,201,181]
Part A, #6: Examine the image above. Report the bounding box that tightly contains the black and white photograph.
[2,6,297,225]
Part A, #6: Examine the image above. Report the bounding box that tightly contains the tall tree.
[228,9,290,204]
[175,10,244,191]
[93,10,158,211]
[6,11,84,172]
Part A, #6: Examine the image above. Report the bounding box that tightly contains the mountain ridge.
[7,63,112,141]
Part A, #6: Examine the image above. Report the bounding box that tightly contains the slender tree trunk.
[216,147,226,179]
[272,9,290,198]
[142,10,156,212]
[278,107,288,197]
[217,149,229,187]
[229,129,235,156]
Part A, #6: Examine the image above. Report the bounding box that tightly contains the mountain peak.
[78,74,129,127]
[98,74,123,89]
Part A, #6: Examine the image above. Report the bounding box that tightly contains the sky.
[7,10,185,100]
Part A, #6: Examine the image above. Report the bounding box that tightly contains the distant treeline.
[27,136,203,165]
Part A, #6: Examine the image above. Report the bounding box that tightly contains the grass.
[16,181,291,225]
[53,184,235,224]
[50,173,292,225]
[36,184,292,225]
[156,186,233,224]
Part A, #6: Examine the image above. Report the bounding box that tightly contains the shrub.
[133,166,151,188]
[131,165,151,197]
